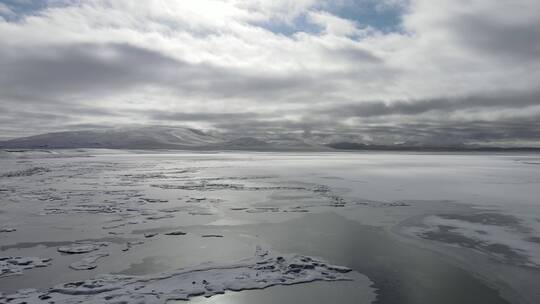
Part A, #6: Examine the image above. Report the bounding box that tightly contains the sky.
[0,0,539,146]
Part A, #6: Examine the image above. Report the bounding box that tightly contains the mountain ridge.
[1,126,539,152]
[0,126,325,151]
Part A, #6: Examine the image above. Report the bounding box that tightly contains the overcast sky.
[1,0,539,146]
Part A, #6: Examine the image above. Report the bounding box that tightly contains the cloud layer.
[0,0,539,146]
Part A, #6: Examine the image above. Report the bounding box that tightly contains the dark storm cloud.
[0,42,328,103]
[215,119,325,135]
[0,41,334,137]
[146,110,266,122]
[210,93,540,146]
[450,13,540,62]
[0,43,177,100]
[214,114,540,141]
[1,40,538,145]
[357,117,540,145]
[0,100,123,138]
[317,92,540,118]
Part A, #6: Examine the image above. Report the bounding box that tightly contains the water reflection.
[187,272,374,304]
[218,212,511,304]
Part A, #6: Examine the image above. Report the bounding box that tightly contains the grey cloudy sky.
[0,0,539,146]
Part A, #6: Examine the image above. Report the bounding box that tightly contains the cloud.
[146,110,266,122]
[0,3,15,17]
[308,11,360,36]
[0,0,539,146]
[0,43,177,100]
[317,91,540,118]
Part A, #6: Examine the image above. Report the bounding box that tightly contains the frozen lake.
[1,150,539,304]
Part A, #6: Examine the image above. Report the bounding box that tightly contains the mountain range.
[0,126,325,151]
[1,126,538,152]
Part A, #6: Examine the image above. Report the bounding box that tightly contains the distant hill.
[0,126,325,151]
[2,127,538,152]
[0,126,222,149]
[327,142,540,152]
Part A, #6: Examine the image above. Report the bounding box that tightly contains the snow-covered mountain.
[0,126,326,151]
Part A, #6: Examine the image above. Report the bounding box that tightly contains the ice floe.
[139,198,169,204]
[0,257,52,278]
[151,182,305,192]
[0,247,352,304]
[164,231,187,236]
[122,241,144,252]
[70,251,109,270]
[1,167,50,177]
[58,242,110,254]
